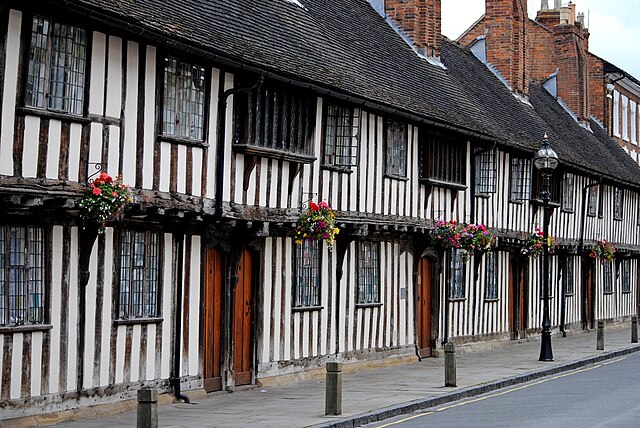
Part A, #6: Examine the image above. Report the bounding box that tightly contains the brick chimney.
[385,0,442,58]
[480,0,530,96]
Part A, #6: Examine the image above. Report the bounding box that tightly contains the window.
[118,231,160,319]
[420,128,466,186]
[621,259,631,293]
[323,103,359,167]
[233,79,316,159]
[163,57,206,141]
[484,251,498,300]
[294,240,320,307]
[587,185,599,217]
[449,250,466,299]
[562,173,575,212]
[26,16,87,115]
[510,157,531,201]
[475,149,496,194]
[613,188,624,220]
[0,226,45,326]
[613,91,620,137]
[357,241,380,304]
[622,95,629,141]
[603,262,613,294]
[563,256,574,295]
[631,100,637,145]
[532,170,561,205]
[385,119,407,177]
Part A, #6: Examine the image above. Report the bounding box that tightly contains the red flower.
[309,202,319,211]
[92,187,102,196]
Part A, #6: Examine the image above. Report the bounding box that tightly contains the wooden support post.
[596,321,605,350]
[632,316,638,344]
[325,362,342,416]
[444,342,457,387]
[137,388,158,428]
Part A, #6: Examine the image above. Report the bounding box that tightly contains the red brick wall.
[552,24,589,120]
[588,53,605,125]
[385,0,441,57]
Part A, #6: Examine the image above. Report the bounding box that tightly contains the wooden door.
[584,260,595,330]
[233,250,253,386]
[509,257,526,339]
[417,258,432,358]
[203,248,223,392]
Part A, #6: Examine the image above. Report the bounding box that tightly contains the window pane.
[484,252,497,300]
[385,119,407,176]
[48,22,86,114]
[26,16,50,109]
[295,240,320,307]
[476,149,496,193]
[358,242,380,304]
[163,58,205,140]
[450,250,466,299]
[119,230,160,319]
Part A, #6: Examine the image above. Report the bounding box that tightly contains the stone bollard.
[444,342,457,387]
[596,321,605,350]
[137,388,158,428]
[632,316,638,343]
[325,362,342,416]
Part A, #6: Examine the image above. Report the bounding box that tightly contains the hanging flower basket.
[590,238,616,262]
[77,172,134,233]
[292,201,339,251]
[521,227,556,258]
[432,220,495,259]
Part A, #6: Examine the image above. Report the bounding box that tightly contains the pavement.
[19,323,640,428]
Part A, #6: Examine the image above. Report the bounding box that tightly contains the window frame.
[24,15,88,117]
[321,101,360,170]
[161,55,207,143]
[509,156,531,202]
[293,239,321,309]
[475,148,497,194]
[621,259,631,293]
[116,230,162,321]
[420,128,467,189]
[621,94,629,142]
[561,172,575,213]
[613,188,624,220]
[384,118,408,178]
[449,249,466,300]
[484,251,498,301]
[563,256,574,296]
[603,261,613,294]
[356,241,381,306]
[0,225,47,328]
[613,90,620,137]
[587,184,599,217]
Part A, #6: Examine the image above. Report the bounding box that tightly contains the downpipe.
[172,232,190,403]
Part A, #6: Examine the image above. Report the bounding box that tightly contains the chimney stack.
[385,0,442,58]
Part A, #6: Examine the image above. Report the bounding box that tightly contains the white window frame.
[631,100,637,145]
[622,94,629,141]
[613,90,620,137]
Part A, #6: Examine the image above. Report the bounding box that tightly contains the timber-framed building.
[0,0,639,421]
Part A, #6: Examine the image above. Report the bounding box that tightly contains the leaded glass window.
[510,157,530,201]
[163,57,206,141]
[449,250,466,299]
[475,149,496,194]
[294,240,320,307]
[385,119,407,177]
[0,226,45,326]
[621,259,631,293]
[587,185,599,217]
[603,262,613,294]
[118,231,160,319]
[564,256,574,295]
[26,16,87,115]
[562,173,575,212]
[614,188,624,220]
[484,251,498,300]
[357,241,380,304]
[323,103,359,167]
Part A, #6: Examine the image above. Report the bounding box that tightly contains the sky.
[441,0,640,79]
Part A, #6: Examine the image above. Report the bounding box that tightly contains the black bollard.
[632,316,638,343]
[325,362,342,415]
[444,342,457,387]
[596,321,605,350]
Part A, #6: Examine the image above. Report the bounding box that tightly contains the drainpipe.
[172,232,190,403]
[77,225,98,394]
[214,74,265,218]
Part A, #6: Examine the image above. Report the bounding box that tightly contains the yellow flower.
[334,228,340,235]
[295,239,302,245]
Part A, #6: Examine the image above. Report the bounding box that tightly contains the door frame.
[414,250,440,359]
[509,254,527,339]
[230,248,257,387]
[203,247,224,392]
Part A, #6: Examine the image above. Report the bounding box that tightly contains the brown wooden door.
[584,261,595,330]
[203,248,223,392]
[417,258,432,357]
[233,250,253,386]
[509,257,526,339]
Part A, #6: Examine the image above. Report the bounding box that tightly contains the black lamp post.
[533,133,558,362]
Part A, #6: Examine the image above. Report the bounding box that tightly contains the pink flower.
[92,187,102,196]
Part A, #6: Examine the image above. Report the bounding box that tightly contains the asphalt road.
[365,352,640,428]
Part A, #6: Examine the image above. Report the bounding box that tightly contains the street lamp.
[533,133,558,362]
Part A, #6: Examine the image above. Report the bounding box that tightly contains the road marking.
[373,357,628,427]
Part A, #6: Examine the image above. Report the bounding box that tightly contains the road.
[365,352,640,428]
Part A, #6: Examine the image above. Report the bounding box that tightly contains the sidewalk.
[49,324,640,428]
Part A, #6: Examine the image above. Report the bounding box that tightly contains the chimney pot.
[554,0,561,10]
[541,0,549,10]
[560,6,569,24]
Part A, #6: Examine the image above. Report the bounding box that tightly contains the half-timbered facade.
[1,0,639,422]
